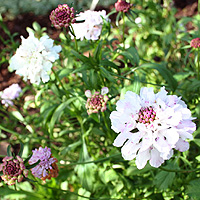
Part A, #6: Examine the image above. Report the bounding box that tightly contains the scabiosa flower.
[85,87,109,115]
[28,147,58,181]
[50,4,76,29]
[0,156,28,185]
[70,10,109,40]
[110,87,196,169]
[1,83,22,107]
[115,0,133,12]
[190,38,200,48]
[9,32,61,85]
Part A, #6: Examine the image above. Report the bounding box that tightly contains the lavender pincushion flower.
[28,147,58,180]
[1,83,22,107]
[0,155,28,185]
[50,4,76,29]
[85,87,109,115]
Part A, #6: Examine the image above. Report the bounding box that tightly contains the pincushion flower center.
[57,11,68,20]
[6,162,18,175]
[91,96,101,106]
[137,106,156,124]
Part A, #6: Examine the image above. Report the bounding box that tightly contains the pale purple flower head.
[1,83,22,107]
[70,10,109,40]
[28,147,58,180]
[110,87,196,169]
[0,155,28,185]
[50,4,76,29]
[85,87,109,115]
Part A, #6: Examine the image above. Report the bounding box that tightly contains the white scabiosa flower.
[9,33,62,85]
[71,10,109,41]
[110,87,196,169]
[1,84,22,107]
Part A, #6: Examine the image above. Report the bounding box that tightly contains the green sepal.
[18,141,24,157]
[24,154,33,165]
[26,160,41,170]
[7,145,12,157]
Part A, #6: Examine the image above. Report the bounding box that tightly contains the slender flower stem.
[160,166,200,173]
[70,25,78,51]
[122,12,125,49]
[58,153,121,166]
[51,68,70,96]
[197,48,200,80]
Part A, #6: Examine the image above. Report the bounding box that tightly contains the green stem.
[198,0,200,15]
[70,25,78,51]
[197,48,200,80]
[58,153,121,166]
[160,166,200,173]
[122,12,125,49]
[51,68,70,96]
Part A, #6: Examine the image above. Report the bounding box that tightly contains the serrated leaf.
[186,179,200,200]
[154,170,175,190]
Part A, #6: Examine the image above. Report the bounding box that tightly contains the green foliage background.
[0,0,200,199]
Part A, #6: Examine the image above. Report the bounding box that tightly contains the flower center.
[137,106,156,124]
[6,162,19,175]
[91,95,102,106]
[57,11,68,21]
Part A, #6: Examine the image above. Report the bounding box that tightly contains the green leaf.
[26,160,40,169]
[154,170,175,190]
[18,141,24,157]
[24,154,32,165]
[61,140,82,155]
[120,47,140,66]
[100,66,115,83]
[7,144,12,157]
[186,179,200,200]
[0,187,42,199]
[71,49,90,64]
[138,63,178,91]
[100,59,119,70]
[49,98,77,134]
[94,40,103,63]
[89,113,100,123]
[75,137,96,191]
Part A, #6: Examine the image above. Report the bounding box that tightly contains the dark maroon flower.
[50,4,76,29]
[0,156,28,185]
[115,0,133,13]
[190,38,200,48]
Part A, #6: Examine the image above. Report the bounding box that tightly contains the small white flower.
[110,87,196,169]
[135,17,142,24]
[71,10,109,41]
[1,84,22,107]
[9,33,62,85]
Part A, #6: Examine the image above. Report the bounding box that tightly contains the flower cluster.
[28,147,58,181]
[0,83,22,107]
[9,33,62,85]
[85,87,109,115]
[0,156,28,185]
[110,87,196,169]
[71,10,109,40]
[115,0,133,13]
[190,38,200,48]
[49,4,76,29]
